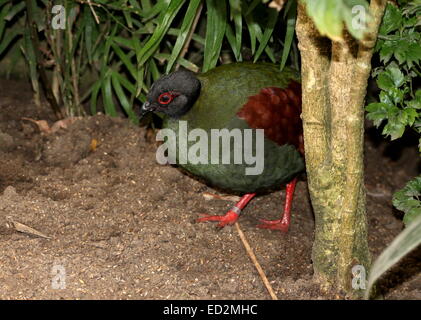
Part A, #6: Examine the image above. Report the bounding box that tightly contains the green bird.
[140,62,304,232]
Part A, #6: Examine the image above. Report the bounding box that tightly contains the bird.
[140,62,304,232]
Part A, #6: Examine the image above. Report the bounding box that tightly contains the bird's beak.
[139,101,155,118]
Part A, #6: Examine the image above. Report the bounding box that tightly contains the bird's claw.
[197,210,239,228]
[256,219,289,233]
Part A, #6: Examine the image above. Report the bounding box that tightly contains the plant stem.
[296,0,387,297]
[176,1,204,70]
[25,0,63,119]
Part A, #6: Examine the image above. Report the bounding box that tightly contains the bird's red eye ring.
[158,92,175,105]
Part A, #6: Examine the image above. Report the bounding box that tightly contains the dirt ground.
[0,78,419,300]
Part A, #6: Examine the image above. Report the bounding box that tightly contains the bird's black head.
[140,70,201,119]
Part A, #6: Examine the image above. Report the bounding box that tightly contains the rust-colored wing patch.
[237,81,303,154]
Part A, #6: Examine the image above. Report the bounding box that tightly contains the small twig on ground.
[87,0,100,24]
[21,117,82,135]
[6,218,51,239]
[235,222,278,300]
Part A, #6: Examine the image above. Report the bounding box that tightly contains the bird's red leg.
[197,193,256,228]
[257,178,297,233]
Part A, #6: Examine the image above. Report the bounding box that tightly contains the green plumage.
[162,62,304,194]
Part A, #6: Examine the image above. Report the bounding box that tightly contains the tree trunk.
[295,0,387,296]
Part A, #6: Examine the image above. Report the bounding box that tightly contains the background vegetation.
[365,1,420,226]
[0,0,300,122]
[0,0,419,298]
[363,1,421,296]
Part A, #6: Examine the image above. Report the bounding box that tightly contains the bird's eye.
[158,92,174,105]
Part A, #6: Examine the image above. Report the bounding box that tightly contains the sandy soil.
[0,79,419,299]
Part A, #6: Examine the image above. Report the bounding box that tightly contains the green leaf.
[303,0,371,40]
[90,79,103,115]
[140,0,152,11]
[280,0,297,71]
[4,1,25,21]
[366,213,421,299]
[225,24,237,56]
[366,102,392,127]
[379,40,397,63]
[0,2,12,42]
[148,58,160,81]
[166,0,201,73]
[386,64,405,87]
[407,90,421,109]
[0,0,11,8]
[111,72,139,124]
[21,28,39,101]
[142,0,170,20]
[402,107,418,126]
[154,52,199,72]
[377,72,395,91]
[379,90,393,105]
[245,0,262,16]
[253,8,278,62]
[0,27,22,56]
[393,176,421,226]
[388,87,405,105]
[203,0,227,72]
[166,28,204,45]
[376,66,405,97]
[110,41,137,80]
[136,0,185,68]
[404,42,421,66]
[111,70,136,95]
[244,9,259,54]
[394,39,421,66]
[228,0,242,61]
[304,0,343,40]
[343,0,371,39]
[112,36,136,50]
[123,8,133,28]
[82,5,96,64]
[102,74,118,117]
[379,3,402,35]
[242,5,276,62]
[383,115,406,140]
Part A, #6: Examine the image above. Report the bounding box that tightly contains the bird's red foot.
[197,209,239,228]
[197,193,256,228]
[257,219,289,233]
[257,178,297,233]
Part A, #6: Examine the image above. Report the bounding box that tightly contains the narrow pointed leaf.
[166,0,201,73]
[366,214,421,299]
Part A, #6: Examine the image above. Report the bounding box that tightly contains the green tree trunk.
[295,0,387,296]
